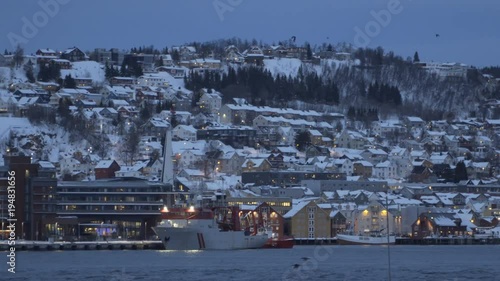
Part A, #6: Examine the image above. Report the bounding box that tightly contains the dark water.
[3,245,500,281]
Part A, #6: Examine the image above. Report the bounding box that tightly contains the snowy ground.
[61,61,106,83]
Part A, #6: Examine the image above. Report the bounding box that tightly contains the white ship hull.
[336,234,396,245]
[153,219,268,250]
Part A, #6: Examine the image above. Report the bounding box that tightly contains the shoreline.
[1,240,164,251]
[3,237,500,251]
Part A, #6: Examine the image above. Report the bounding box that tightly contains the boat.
[153,206,269,250]
[336,231,396,245]
[263,236,295,248]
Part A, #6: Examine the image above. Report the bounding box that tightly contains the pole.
[386,194,392,281]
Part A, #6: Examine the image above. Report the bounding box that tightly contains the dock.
[292,237,500,246]
[0,240,164,251]
[396,237,500,245]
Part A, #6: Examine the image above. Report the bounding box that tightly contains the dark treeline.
[367,82,402,105]
[482,66,500,78]
[184,66,340,106]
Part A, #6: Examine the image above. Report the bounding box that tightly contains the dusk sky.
[1,0,499,67]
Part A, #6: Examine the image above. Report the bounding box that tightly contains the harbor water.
[4,245,500,281]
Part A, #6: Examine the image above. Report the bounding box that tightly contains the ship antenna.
[386,191,392,281]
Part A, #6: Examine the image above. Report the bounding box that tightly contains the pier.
[396,237,500,245]
[292,237,500,246]
[0,240,164,251]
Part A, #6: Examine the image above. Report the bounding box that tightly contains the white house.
[173,125,197,141]
[372,160,398,179]
[198,91,222,115]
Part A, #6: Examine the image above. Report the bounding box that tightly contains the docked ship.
[336,231,396,245]
[153,206,269,250]
[262,233,294,249]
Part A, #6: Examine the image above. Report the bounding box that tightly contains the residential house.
[171,46,198,61]
[110,76,136,86]
[466,161,490,179]
[115,163,146,178]
[241,158,272,173]
[361,148,388,165]
[267,153,284,169]
[330,210,348,237]
[60,47,87,62]
[333,158,354,176]
[304,145,329,159]
[411,212,467,238]
[243,46,264,65]
[178,168,205,181]
[373,160,398,179]
[172,125,197,141]
[94,160,120,179]
[178,149,206,170]
[408,165,434,183]
[137,73,170,88]
[198,91,222,115]
[224,45,244,63]
[308,129,324,146]
[117,106,139,118]
[141,118,170,138]
[217,150,244,175]
[50,59,71,69]
[429,152,454,166]
[35,48,57,64]
[353,161,373,179]
[59,157,83,177]
[336,130,367,149]
[403,116,426,131]
[354,201,395,235]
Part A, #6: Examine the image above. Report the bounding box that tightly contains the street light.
[21,222,24,240]
[144,222,148,240]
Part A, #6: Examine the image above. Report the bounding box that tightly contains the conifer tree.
[413,51,420,63]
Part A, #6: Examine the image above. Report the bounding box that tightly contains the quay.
[0,240,164,251]
[293,237,500,246]
[396,237,500,245]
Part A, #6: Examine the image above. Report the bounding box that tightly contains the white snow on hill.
[151,71,190,94]
[263,58,354,79]
[264,58,303,78]
[0,117,32,141]
[0,66,28,85]
[61,61,105,83]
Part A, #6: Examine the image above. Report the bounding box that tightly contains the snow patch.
[61,61,105,83]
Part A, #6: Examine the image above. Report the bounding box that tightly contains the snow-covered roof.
[95,160,116,169]
[283,201,310,218]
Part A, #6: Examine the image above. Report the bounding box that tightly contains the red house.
[94,160,120,179]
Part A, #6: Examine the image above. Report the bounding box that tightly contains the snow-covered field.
[0,66,28,86]
[61,61,105,83]
[263,58,303,78]
[263,58,354,79]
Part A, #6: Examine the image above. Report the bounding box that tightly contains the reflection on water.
[7,245,500,281]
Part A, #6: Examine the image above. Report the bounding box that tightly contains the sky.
[0,0,499,67]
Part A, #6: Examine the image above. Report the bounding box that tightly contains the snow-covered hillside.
[263,57,355,79]
[0,66,28,86]
[0,117,91,166]
[263,58,303,78]
[61,61,105,83]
